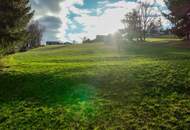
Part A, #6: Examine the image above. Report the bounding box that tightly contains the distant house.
[95,35,105,42]
[94,35,112,43]
[46,41,63,45]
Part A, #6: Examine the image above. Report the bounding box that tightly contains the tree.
[21,21,45,51]
[138,0,157,40]
[121,1,157,41]
[82,37,91,44]
[121,10,143,41]
[0,0,34,54]
[163,0,190,40]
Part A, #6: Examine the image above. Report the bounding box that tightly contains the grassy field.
[0,38,190,129]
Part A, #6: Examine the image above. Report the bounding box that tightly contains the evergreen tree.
[0,0,34,54]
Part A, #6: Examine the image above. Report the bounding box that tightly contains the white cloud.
[67,32,88,42]
[155,0,165,6]
[32,0,169,42]
[67,1,139,42]
[56,0,84,41]
[70,24,77,29]
[106,0,137,8]
[31,0,84,42]
[97,0,110,5]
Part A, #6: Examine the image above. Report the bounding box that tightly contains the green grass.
[0,38,190,129]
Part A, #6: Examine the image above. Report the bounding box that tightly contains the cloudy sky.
[30,0,168,42]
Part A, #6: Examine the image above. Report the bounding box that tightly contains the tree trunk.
[143,30,146,41]
[187,32,190,41]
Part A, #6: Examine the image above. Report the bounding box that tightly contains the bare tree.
[21,21,45,51]
[121,1,157,42]
[82,37,87,43]
[121,9,142,41]
[138,0,157,40]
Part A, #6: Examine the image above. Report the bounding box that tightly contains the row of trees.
[1,0,189,54]
[85,1,163,43]
[0,0,44,55]
[82,1,165,43]
[79,0,190,45]
[121,0,190,42]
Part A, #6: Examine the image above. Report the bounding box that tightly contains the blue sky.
[30,0,167,42]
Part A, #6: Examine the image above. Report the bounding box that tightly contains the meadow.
[0,38,190,129]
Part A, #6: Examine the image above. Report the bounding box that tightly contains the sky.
[30,0,168,42]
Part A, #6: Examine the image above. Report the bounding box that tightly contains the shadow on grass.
[0,72,97,106]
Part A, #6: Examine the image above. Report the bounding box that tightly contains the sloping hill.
[0,39,190,129]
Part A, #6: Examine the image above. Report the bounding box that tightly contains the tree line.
[0,0,189,55]
[0,0,44,55]
[120,0,190,42]
[83,0,190,43]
